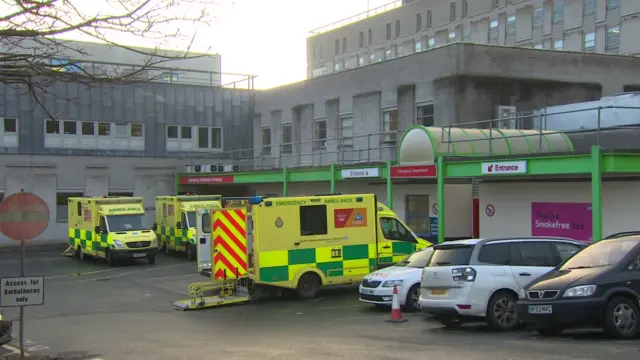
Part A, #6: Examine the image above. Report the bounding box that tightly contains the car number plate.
[133,253,146,258]
[528,305,553,314]
[431,288,448,296]
[361,289,375,295]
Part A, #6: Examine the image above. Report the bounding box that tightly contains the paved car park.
[0,247,638,360]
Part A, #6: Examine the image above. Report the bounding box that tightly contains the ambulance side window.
[76,201,82,216]
[201,214,211,234]
[300,205,327,236]
[380,218,415,243]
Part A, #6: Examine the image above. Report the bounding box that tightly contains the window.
[507,15,516,35]
[262,127,271,155]
[397,248,434,268]
[201,213,211,234]
[57,192,83,222]
[167,125,178,139]
[607,0,620,9]
[211,127,222,149]
[493,0,499,9]
[61,120,76,135]
[81,122,94,135]
[45,119,59,134]
[415,40,423,52]
[561,238,637,270]
[426,10,432,28]
[533,7,543,28]
[281,123,292,153]
[382,109,398,143]
[513,242,556,267]
[584,31,595,51]
[359,31,364,47]
[584,0,596,15]
[340,115,353,147]
[3,118,16,133]
[429,245,474,266]
[358,54,365,65]
[334,61,342,71]
[606,26,620,50]
[385,48,393,59]
[416,13,422,32]
[197,127,208,148]
[98,123,110,136]
[115,123,128,137]
[76,201,81,216]
[386,23,391,40]
[395,20,400,38]
[300,205,327,236]
[335,39,339,55]
[312,66,326,77]
[553,1,564,23]
[489,20,498,40]
[406,195,430,235]
[462,0,468,17]
[314,119,326,149]
[108,192,134,197]
[162,72,179,83]
[554,243,583,262]
[478,243,511,265]
[462,24,471,41]
[534,43,543,49]
[342,37,347,53]
[368,29,372,45]
[131,124,143,137]
[417,104,434,126]
[428,37,435,48]
[180,126,191,139]
[448,31,456,43]
[380,218,414,242]
[553,39,564,50]
[450,2,456,22]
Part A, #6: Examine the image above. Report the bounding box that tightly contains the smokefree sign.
[531,202,592,242]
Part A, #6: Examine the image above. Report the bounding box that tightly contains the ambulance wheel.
[147,255,156,265]
[186,244,195,261]
[296,273,321,300]
[106,249,115,267]
[76,246,84,260]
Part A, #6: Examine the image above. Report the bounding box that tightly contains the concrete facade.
[307,0,640,78]
[253,43,640,169]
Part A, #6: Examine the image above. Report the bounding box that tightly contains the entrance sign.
[390,165,437,178]
[341,168,380,179]
[0,276,44,307]
[531,202,592,242]
[482,161,527,175]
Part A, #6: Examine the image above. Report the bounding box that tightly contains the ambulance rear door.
[195,208,213,274]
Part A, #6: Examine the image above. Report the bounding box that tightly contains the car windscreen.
[428,244,474,267]
[107,214,149,232]
[395,248,434,268]
[186,211,196,227]
[560,238,640,270]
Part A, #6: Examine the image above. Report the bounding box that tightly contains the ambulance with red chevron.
[177,194,431,308]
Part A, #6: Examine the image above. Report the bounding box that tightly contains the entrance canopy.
[397,126,574,165]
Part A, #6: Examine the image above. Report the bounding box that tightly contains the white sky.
[200,0,392,89]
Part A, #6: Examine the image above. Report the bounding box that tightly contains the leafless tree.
[0,0,221,114]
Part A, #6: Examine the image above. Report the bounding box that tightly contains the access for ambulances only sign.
[0,276,44,307]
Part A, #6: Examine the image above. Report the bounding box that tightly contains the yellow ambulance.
[153,195,223,260]
[68,196,158,267]
[193,194,432,299]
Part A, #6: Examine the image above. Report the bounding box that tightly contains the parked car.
[603,231,640,240]
[418,237,586,330]
[517,235,640,338]
[359,247,435,311]
[0,308,12,346]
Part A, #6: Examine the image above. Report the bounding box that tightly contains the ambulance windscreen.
[186,211,196,227]
[107,214,149,232]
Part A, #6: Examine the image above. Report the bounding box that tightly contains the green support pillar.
[591,145,603,242]
[282,166,289,197]
[437,156,445,244]
[386,159,393,210]
[330,163,336,194]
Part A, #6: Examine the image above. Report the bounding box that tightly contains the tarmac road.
[0,246,639,360]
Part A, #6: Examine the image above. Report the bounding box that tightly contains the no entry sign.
[0,192,50,241]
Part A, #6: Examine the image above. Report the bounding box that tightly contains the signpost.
[0,191,50,359]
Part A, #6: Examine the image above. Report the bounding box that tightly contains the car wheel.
[404,284,421,312]
[603,296,639,339]
[296,273,321,300]
[148,255,156,265]
[487,291,518,331]
[437,316,464,329]
[536,326,564,337]
[106,249,115,267]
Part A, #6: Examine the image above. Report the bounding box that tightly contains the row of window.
[317,0,621,61]
[166,125,223,150]
[535,27,619,52]
[260,104,434,154]
[45,119,144,137]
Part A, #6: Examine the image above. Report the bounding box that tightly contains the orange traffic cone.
[385,285,408,323]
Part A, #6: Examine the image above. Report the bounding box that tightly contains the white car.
[418,237,586,330]
[359,247,434,311]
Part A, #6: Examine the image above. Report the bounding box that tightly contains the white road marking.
[73,263,192,283]
[138,273,199,282]
[1,344,29,357]
[45,268,122,280]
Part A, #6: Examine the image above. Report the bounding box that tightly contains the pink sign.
[531,202,592,242]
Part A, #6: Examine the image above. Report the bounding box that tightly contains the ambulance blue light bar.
[223,196,264,205]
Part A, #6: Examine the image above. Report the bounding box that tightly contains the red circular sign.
[0,192,50,241]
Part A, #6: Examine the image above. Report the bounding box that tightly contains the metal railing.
[308,0,403,36]
[178,129,404,172]
[440,105,640,157]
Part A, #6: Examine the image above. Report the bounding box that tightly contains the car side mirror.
[94,225,101,234]
[152,223,157,231]
[176,221,181,229]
